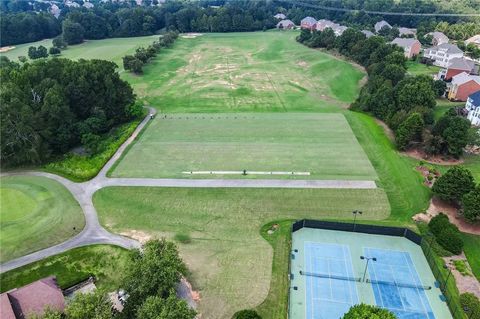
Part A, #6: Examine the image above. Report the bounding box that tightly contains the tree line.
[297,28,474,158]
[123,31,179,74]
[0,57,141,167]
[35,239,196,319]
[2,0,479,47]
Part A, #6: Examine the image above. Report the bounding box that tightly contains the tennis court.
[289,227,452,319]
[365,248,435,319]
[304,242,359,318]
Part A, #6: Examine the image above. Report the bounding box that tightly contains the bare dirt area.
[0,46,15,53]
[413,197,480,235]
[444,254,480,298]
[404,148,464,165]
[120,229,153,244]
[181,33,203,39]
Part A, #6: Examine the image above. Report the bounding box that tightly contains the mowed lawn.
[94,186,389,319]
[0,176,84,262]
[0,245,130,293]
[0,35,158,69]
[111,113,377,180]
[125,32,365,112]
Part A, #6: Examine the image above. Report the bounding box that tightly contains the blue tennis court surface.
[304,242,359,319]
[365,248,435,319]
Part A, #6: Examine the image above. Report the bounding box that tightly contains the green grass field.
[0,245,130,293]
[111,113,377,180]
[0,35,158,69]
[0,176,84,262]
[406,60,441,76]
[461,233,480,281]
[94,186,389,318]
[124,32,365,112]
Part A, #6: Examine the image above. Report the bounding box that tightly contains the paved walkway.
[0,107,377,273]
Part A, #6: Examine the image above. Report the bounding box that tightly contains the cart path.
[0,107,377,273]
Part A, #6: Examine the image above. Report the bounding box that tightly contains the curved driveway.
[0,107,376,273]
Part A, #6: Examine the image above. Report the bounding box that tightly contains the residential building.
[374,20,391,33]
[362,30,374,38]
[1,277,65,319]
[466,35,480,48]
[391,38,421,58]
[466,91,480,126]
[437,57,477,81]
[398,27,416,37]
[315,19,335,31]
[83,1,94,8]
[423,43,464,68]
[300,17,317,30]
[426,31,449,46]
[274,13,286,20]
[448,72,480,101]
[277,19,295,29]
[331,25,348,36]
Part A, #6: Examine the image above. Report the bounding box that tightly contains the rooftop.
[391,37,418,48]
[1,277,65,319]
[429,43,463,54]
[448,57,475,71]
[468,90,480,106]
[452,72,480,86]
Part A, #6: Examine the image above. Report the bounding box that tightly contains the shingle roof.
[448,57,475,71]
[362,30,374,38]
[468,90,480,106]
[277,19,294,28]
[430,43,463,54]
[452,72,480,86]
[301,16,317,25]
[427,31,449,42]
[375,20,391,32]
[274,13,286,19]
[1,277,65,319]
[398,27,416,36]
[391,38,418,48]
[466,34,480,46]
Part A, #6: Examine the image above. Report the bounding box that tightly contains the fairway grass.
[0,35,158,69]
[0,176,84,262]
[0,245,130,293]
[94,186,389,318]
[111,113,377,180]
[125,32,365,112]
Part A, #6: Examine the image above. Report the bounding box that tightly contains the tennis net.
[299,270,361,282]
[366,278,432,290]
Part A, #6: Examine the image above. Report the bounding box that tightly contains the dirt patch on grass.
[296,60,308,68]
[0,46,15,53]
[120,229,152,244]
[403,148,464,165]
[413,197,480,235]
[181,33,203,39]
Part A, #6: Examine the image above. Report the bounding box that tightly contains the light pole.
[352,210,363,232]
[360,255,376,282]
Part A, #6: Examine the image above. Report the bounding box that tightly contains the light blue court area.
[289,228,452,319]
[366,248,435,319]
[304,243,359,319]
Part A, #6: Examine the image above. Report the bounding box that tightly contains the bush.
[428,213,464,255]
[233,310,262,319]
[436,226,464,255]
[342,304,397,318]
[432,167,475,203]
[428,213,451,237]
[460,293,480,319]
[462,186,480,222]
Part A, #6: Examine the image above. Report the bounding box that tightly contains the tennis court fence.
[291,219,464,319]
[421,236,468,319]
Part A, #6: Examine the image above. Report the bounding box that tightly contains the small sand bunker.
[182,33,203,39]
[0,46,15,53]
[296,60,308,67]
[120,229,152,244]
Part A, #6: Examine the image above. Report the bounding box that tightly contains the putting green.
[0,176,85,262]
